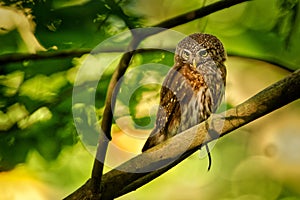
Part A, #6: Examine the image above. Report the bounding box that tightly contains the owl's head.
[175,33,226,68]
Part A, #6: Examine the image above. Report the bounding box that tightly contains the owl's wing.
[142,67,182,152]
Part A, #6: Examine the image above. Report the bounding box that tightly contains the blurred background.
[0,0,300,199]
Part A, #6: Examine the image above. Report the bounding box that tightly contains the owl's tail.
[142,130,166,152]
[141,139,153,152]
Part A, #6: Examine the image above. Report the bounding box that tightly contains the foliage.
[0,0,300,199]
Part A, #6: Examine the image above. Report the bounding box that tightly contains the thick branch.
[65,70,300,200]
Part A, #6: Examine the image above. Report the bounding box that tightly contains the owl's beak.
[192,59,197,68]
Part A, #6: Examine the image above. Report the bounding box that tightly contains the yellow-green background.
[1,0,300,199]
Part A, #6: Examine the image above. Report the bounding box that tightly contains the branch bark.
[65,70,300,199]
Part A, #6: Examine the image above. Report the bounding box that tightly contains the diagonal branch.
[65,69,300,199]
[100,69,300,199]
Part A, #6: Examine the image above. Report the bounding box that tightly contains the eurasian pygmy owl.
[142,33,227,156]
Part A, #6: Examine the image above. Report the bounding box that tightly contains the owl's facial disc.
[179,47,210,68]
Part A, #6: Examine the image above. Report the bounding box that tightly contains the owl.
[142,33,227,159]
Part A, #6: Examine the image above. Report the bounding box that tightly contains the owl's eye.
[198,49,208,57]
[181,49,191,60]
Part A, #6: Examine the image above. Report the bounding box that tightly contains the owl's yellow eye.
[181,49,191,60]
[198,49,208,57]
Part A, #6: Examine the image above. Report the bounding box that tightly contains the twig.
[64,69,300,200]
[153,0,250,29]
[0,49,91,64]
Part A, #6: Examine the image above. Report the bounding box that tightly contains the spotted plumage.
[142,33,227,156]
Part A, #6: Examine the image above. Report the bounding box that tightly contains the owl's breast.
[175,64,225,132]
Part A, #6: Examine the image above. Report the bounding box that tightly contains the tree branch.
[153,0,250,29]
[90,38,141,197]
[0,49,91,64]
[0,48,174,65]
[65,69,300,199]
